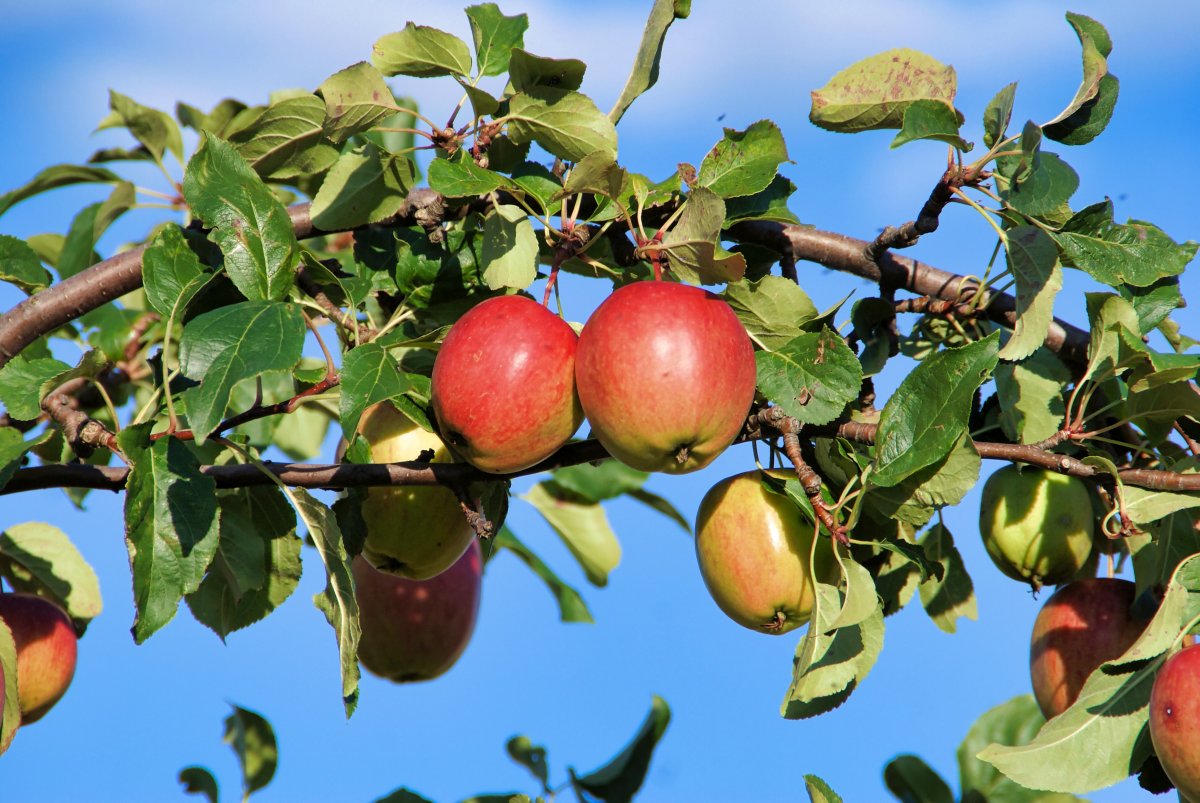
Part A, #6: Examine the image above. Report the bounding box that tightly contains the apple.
[695,470,837,634]
[979,465,1094,590]
[575,281,756,474]
[1028,577,1146,719]
[431,295,583,474]
[0,593,77,724]
[358,402,476,580]
[1150,643,1200,802]
[353,539,483,683]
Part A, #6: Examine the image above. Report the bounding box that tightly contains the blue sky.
[1,2,1198,801]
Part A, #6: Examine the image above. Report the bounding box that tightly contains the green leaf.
[59,181,135,278]
[983,82,1018,148]
[1123,486,1200,527]
[318,62,400,144]
[119,425,221,643]
[178,301,306,443]
[229,94,338,180]
[1053,200,1196,289]
[697,120,789,198]
[917,523,977,634]
[1130,509,1200,598]
[178,767,219,803]
[628,489,691,535]
[0,164,120,219]
[97,90,184,162]
[551,461,647,502]
[883,754,955,803]
[999,226,1062,361]
[372,23,472,78]
[559,152,625,200]
[978,555,1200,793]
[871,332,999,486]
[293,488,360,717]
[866,433,981,527]
[457,79,500,118]
[183,135,299,301]
[1081,293,1139,384]
[0,522,103,626]
[755,328,862,425]
[176,97,249,136]
[608,0,687,124]
[0,429,53,491]
[465,4,529,77]
[804,775,844,803]
[1042,13,1110,130]
[959,695,1083,803]
[723,275,818,350]
[224,704,277,797]
[0,355,71,420]
[428,155,510,197]
[506,735,549,788]
[1045,74,1119,147]
[310,143,414,231]
[480,204,537,290]
[521,481,621,587]
[508,48,586,92]
[723,175,801,225]
[495,527,593,624]
[995,150,1078,221]
[142,224,216,320]
[506,87,617,163]
[660,186,746,284]
[570,696,671,803]
[339,341,414,440]
[829,551,881,631]
[782,587,884,719]
[891,99,970,151]
[186,486,302,640]
[375,789,436,803]
[810,49,957,133]
[0,620,19,755]
[994,348,1070,444]
[0,235,51,293]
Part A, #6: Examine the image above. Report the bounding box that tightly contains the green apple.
[695,470,837,634]
[358,402,475,580]
[0,593,77,724]
[353,540,482,683]
[979,465,1094,590]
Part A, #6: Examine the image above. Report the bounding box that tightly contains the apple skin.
[431,295,583,474]
[1150,643,1200,803]
[575,281,756,474]
[1028,578,1146,719]
[353,539,482,683]
[0,593,77,724]
[979,465,1094,589]
[695,470,837,634]
[358,402,475,580]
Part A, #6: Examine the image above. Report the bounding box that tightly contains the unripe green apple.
[1029,578,1146,719]
[1150,643,1200,802]
[0,593,77,724]
[575,281,756,474]
[695,470,837,634]
[358,402,475,580]
[431,295,583,474]
[979,465,1094,589]
[353,539,482,683]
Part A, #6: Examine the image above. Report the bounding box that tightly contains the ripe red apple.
[358,402,475,580]
[1150,643,1200,802]
[695,470,837,634]
[575,281,756,473]
[431,295,583,474]
[979,465,1094,589]
[1028,577,1146,719]
[353,539,482,682]
[0,593,77,723]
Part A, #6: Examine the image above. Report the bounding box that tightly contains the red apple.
[575,281,756,473]
[1029,578,1146,719]
[431,295,583,474]
[0,593,78,723]
[353,539,482,682]
[695,470,837,634]
[358,402,475,580]
[1150,643,1200,802]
